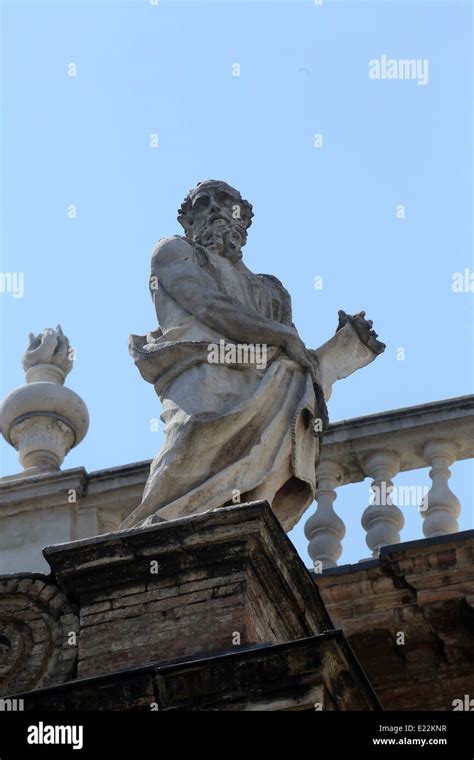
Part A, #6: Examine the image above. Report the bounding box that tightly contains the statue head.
[177,180,253,262]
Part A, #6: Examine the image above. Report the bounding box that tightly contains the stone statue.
[122,180,385,531]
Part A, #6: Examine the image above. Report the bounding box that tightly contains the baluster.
[361,450,404,556]
[421,440,460,537]
[305,460,345,569]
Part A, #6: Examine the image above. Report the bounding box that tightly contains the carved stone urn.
[1,326,89,471]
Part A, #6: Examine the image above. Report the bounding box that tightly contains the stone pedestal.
[2,502,380,711]
[45,501,333,678]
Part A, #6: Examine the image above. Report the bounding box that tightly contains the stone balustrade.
[2,394,472,575]
[304,395,474,568]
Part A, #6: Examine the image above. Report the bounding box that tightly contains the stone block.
[44,502,332,678]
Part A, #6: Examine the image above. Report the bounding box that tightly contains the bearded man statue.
[122,180,384,531]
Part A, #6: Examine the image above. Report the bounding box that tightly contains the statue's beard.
[194,221,244,262]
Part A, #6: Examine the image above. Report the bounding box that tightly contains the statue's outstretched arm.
[312,310,385,401]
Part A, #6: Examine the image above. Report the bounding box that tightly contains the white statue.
[122,180,384,531]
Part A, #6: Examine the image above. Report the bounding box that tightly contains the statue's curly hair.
[177,180,254,236]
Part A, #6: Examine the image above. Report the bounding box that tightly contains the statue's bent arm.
[312,310,385,400]
[151,236,296,348]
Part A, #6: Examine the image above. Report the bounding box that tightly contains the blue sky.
[1,0,472,566]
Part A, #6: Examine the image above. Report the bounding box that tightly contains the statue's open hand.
[336,310,385,355]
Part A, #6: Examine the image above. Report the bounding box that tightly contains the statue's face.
[191,188,248,260]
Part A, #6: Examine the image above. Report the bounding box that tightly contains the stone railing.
[304,395,474,568]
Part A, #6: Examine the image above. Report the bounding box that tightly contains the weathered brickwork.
[42,503,332,678]
[316,531,474,711]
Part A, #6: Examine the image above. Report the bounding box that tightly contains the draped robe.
[121,237,327,532]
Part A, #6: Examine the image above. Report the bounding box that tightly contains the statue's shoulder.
[150,236,196,269]
[256,273,293,324]
[256,272,285,289]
